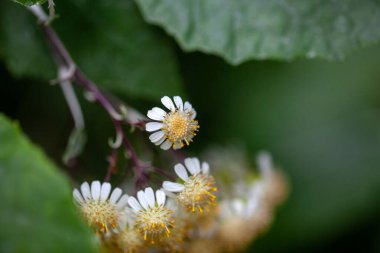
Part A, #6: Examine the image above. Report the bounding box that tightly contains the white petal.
[109,187,122,204]
[232,199,245,215]
[149,131,165,142]
[173,142,182,150]
[163,181,185,192]
[91,181,101,201]
[163,189,177,199]
[128,196,142,212]
[184,101,192,111]
[147,107,166,121]
[153,136,166,145]
[145,122,163,132]
[73,189,84,204]
[201,162,210,174]
[147,110,161,121]
[184,158,197,175]
[173,96,183,110]
[160,140,172,150]
[80,182,91,200]
[161,96,175,111]
[100,182,111,202]
[156,190,166,206]
[116,194,129,210]
[137,190,149,210]
[246,182,264,217]
[153,107,167,117]
[144,187,155,208]
[192,158,201,174]
[191,109,197,119]
[174,164,189,181]
[256,151,273,177]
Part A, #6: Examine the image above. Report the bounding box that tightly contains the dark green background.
[1,0,380,252]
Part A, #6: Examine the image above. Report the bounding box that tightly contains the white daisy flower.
[163,157,217,213]
[146,95,199,150]
[73,181,129,233]
[128,187,174,243]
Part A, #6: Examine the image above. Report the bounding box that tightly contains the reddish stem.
[37,21,149,184]
[104,149,118,182]
[30,10,177,189]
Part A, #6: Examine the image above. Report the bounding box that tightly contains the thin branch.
[151,166,176,181]
[28,5,49,23]
[58,68,85,129]
[73,70,125,121]
[104,149,118,182]
[27,5,173,189]
[47,0,56,24]
[113,120,148,187]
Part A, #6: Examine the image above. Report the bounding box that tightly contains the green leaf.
[0,2,54,79]
[0,114,98,253]
[182,45,380,251]
[11,0,46,7]
[0,0,184,99]
[63,127,87,165]
[135,0,380,64]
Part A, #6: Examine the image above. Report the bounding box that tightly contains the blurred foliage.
[0,0,184,99]
[180,44,380,252]
[1,0,380,252]
[63,127,87,165]
[0,115,97,253]
[136,0,380,64]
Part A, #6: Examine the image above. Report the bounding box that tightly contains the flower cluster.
[73,157,218,252]
[72,96,288,253]
[73,152,287,253]
[213,150,289,252]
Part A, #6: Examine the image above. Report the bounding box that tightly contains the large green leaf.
[0,0,184,99]
[181,45,380,251]
[136,0,380,64]
[0,2,54,79]
[0,114,98,253]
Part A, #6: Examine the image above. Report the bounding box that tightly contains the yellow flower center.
[81,200,120,234]
[162,110,199,147]
[135,206,174,243]
[177,174,218,214]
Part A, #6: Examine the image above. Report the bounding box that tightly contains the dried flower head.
[71,149,288,253]
[163,157,218,214]
[116,226,146,253]
[73,181,129,234]
[157,217,187,253]
[128,187,174,243]
[146,96,199,150]
[257,151,289,207]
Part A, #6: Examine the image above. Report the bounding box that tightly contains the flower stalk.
[27,5,149,187]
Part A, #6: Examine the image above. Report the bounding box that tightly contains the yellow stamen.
[135,206,174,243]
[177,174,218,214]
[80,200,120,234]
[162,109,199,148]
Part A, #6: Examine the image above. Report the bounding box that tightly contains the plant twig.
[151,166,175,181]
[58,68,85,129]
[27,5,148,187]
[104,149,118,182]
